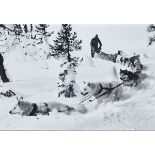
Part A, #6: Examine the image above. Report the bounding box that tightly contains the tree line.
[0,24,82,98]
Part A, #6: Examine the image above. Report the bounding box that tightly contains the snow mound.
[0,50,155,130]
[81,56,95,67]
[77,58,123,83]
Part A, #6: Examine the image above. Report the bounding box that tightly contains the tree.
[53,24,82,61]
[0,53,10,82]
[53,24,82,98]
[0,24,54,83]
[147,24,155,46]
[0,24,53,61]
[35,24,53,43]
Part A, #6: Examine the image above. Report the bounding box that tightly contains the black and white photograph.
[0,24,155,130]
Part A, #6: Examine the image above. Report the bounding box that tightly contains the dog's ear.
[16,96,20,101]
[87,82,91,87]
[18,100,23,106]
[16,96,23,101]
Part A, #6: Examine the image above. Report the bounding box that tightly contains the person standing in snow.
[115,50,123,63]
[90,34,102,58]
[0,53,9,83]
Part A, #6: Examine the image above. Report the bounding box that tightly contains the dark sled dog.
[119,69,140,86]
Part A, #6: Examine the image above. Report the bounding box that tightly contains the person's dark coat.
[90,35,102,57]
[90,36,102,51]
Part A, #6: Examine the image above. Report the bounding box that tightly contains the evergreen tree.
[13,24,23,36]
[53,24,82,98]
[30,24,33,32]
[53,24,82,60]
[23,24,28,34]
[0,24,55,82]
[0,24,53,61]
[35,24,53,45]
[35,24,48,35]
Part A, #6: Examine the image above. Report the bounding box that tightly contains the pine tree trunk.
[67,52,71,62]
[66,37,71,62]
[0,66,10,83]
[0,53,10,83]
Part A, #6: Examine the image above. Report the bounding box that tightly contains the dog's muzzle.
[9,110,15,114]
[120,75,127,81]
[81,92,88,96]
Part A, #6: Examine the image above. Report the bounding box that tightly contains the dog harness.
[96,83,112,96]
[28,104,38,116]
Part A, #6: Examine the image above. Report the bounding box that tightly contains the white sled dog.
[9,100,76,116]
[81,81,123,104]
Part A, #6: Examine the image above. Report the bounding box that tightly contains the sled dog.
[9,100,75,116]
[119,69,140,86]
[81,81,123,104]
[98,52,116,62]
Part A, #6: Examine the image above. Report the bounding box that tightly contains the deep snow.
[0,49,155,130]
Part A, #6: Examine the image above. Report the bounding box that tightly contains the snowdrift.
[77,56,123,83]
[0,52,155,130]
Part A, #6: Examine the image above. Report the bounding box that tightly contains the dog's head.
[9,100,50,116]
[9,102,23,115]
[9,101,38,116]
[120,69,129,81]
[81,82,98,96]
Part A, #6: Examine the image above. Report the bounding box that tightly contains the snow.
[1,24,155,130]
[77,57,122,83]
[1,50,155,130]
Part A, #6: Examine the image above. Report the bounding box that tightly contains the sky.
[51,24,155,57]
[72,24,155,56]
[0,24,154,56]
